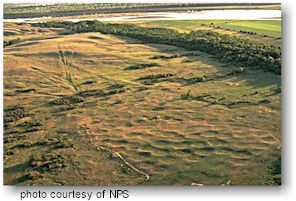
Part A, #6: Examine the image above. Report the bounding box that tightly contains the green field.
[141,20,281,38]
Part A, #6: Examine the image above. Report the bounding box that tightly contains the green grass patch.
[144,20,281,38]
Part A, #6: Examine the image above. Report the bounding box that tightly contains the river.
[4,9,281,23]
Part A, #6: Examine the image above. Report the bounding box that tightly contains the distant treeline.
[4,3,280,19]
[33,21,281,74]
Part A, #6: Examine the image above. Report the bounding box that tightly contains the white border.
[1,1,295,201]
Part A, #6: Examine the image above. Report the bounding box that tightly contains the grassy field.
[134,19,281,47]
[4,21,281,185]
[139,20,281,38]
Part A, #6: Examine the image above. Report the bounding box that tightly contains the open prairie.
[3,7,281,185]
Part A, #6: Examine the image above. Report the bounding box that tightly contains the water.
[4,9,281,23]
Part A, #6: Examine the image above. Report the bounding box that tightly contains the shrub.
[181,90,193,99]
[77,87,125,97]
[4,37,23,47]
[137,73,174,85]
[125,63,159,70]
[236,66,245,73]
[25,171,41,180]
[18,140,32,148]
[15,88,36,93]
[4,105,28,124]
[107,83,125,89]
[188,76,206,83]
[227,67,246,76]
[138,73,174,81]
[50,95,84,105]
[5,149,20,156]
[18,119,43,133]
[150,55,180,60]
[55,140,74,149]
[30,153,67,172]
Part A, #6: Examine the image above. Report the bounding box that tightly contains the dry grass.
[4,22,281,185]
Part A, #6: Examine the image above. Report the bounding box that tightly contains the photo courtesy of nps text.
[20,190,129,200]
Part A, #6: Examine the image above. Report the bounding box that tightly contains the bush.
[125,63,159,70]
[5,149,20,156]
[30,153,67,172]
[55,139,74,149]
[4,105,27,124]
[4,37,22,47]
[150,55,180,60]
[25,171,41,180]
[181,90,193,99]
[227,67,246,75]
[18,119,43,133]
[50,95,84,105]
[138,73,174,81]
[77,87,125,97]
[107,83,125,89]
[18,140,32,148]
[137,73,174,85]
[188,76,206,83]
[270,156,281,185]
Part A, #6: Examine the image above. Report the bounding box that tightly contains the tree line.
[33,21,281,74]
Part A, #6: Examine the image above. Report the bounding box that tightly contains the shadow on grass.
[115,35,281,89]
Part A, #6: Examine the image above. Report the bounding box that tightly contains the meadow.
[140,20,281,38]
[3,16,281,185]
